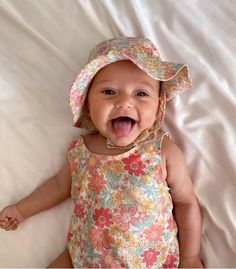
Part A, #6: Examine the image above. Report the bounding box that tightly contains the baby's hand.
[0,205,25,231]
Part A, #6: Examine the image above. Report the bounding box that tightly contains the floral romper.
[67,131,179,268]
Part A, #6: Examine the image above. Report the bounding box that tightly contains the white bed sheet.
[0,0,236,267]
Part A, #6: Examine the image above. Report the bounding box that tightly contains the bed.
[0,0,236,267]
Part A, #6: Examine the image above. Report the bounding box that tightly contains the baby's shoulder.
[161,136,185,164]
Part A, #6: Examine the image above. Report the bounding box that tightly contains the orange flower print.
[69,158,78,174]
[101,249,124,268]
[140,199,153,216]
[112,191,123,205]
[109,223,122,237]
[141,248,160,267]
[101,249,115,267]
[86,157,102,175]
[143,224,164,242]
[88,173,106,195]
[93,208,113,228]
[110,161,123,176]
[113,205,139,232]
[89,227,113,252]
[163,65,175,79]
[122,154,146,176]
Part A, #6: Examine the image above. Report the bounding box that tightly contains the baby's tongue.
[112,117,133,136]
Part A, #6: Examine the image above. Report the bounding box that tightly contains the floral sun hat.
[69,37,192,136]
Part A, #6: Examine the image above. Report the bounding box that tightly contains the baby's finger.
[8,222,18,231]
[0,218,8,224]
[4,218,14,230]
[5,218,18,231]
[0,219,8,229]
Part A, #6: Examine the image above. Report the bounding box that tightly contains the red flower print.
[101,249,124,268]
[167,217,173,231]
[74,203,85,218]
[122,154,146,176]
[93,208,113,228]
[141,248,160,267]
[68,139,77,151]
[89,227,113,251]
[75,94,83,107]
[143,224,164,242]
[163,254,178,268]
[113,205,139,232]
[67,232,73,242]
[144,47,153,56]
[88,173,106,194]
[153,165,164,183]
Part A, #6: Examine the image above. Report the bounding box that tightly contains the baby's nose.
[115,95,133,109]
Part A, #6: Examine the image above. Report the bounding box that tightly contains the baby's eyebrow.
[135,81,155,88]
[134,81,159,93]
[93,79,114,85]
[89,79,114,89]
[90,80,116,89]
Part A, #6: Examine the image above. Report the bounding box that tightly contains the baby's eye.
[136,91,149,97]
[103,88,115,95]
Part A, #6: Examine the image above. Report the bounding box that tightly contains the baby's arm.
[0,160,71,231]
[162,137,203,268]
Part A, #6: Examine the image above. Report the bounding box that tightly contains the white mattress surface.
[0,0,236,267]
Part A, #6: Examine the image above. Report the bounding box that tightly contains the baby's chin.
[106,134,140,148]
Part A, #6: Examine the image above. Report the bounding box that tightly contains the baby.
[0,37,202,268]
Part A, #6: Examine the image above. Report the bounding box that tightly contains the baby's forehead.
[91,61,160,86]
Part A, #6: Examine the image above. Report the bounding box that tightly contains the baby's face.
[87,60,160,147]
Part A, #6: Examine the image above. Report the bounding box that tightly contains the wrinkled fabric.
[0,0,235,267]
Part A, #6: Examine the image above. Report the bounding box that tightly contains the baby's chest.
[73,157,171,216]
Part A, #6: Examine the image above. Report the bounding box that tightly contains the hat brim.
[69,52,192,128]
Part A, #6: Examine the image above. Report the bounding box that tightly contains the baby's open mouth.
[112,116,136,136]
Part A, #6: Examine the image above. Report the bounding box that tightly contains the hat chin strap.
[106,95,167,150]
[155,93,167,130]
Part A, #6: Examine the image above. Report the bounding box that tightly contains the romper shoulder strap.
[67,136,84,198]
[155,129,170,151]
[67,135,84,172]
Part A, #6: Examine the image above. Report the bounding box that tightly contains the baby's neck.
[83,133,130,156]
